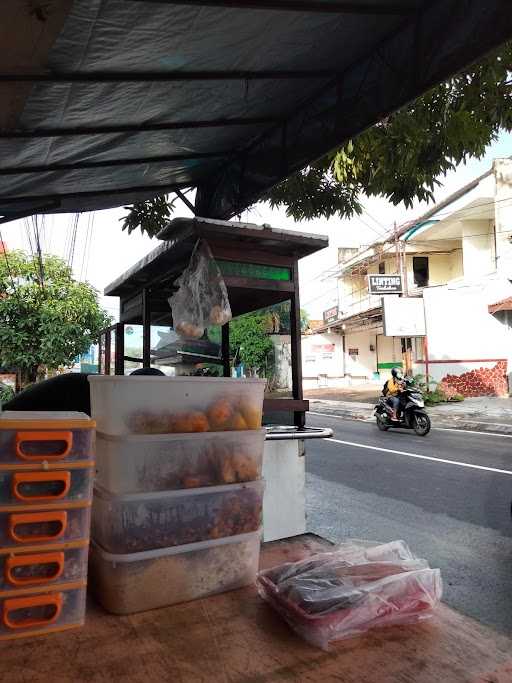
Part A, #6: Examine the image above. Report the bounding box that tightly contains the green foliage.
[266,41,512,220]
[0,251,112,385]
[229,311,274,377]
[413,374,465,405]
[0,382,15,404]
[120,195,176,237]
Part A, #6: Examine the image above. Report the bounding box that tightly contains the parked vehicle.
[374,378,431,436]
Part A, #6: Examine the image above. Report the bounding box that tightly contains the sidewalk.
[307,395,512,435]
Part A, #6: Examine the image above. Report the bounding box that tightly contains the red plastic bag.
[257,540,442,649]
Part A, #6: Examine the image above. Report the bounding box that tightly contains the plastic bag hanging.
[169,240,232,339]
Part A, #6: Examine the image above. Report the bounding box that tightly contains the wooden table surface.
[1,534,512,683]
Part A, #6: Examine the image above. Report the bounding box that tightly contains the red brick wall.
[441,360,508,397]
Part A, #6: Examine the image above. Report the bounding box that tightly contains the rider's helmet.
[391,367,403,380]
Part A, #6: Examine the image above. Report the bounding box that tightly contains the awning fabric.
[489,297,512,315]
[1,1,511,221]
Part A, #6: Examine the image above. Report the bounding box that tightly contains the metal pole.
[142,289,151,368]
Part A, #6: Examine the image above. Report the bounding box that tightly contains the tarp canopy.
[1,0,511,222]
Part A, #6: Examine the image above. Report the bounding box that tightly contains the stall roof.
[105,216,328,300]
[1,1,511,222]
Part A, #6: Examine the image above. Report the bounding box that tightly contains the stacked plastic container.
[88,376,266,615]
[0,411,95,640]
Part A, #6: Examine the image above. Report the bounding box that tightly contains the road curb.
[309,403,512,435]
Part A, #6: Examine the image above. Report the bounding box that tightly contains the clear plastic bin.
[95,429,265,494]
[88,376,265,435]
[0,466,94,507]
[92,480,264,553]
[0,585,86,640]
[89,531,261,614]
[0,543,89,593]
[0,505,91,548]
[0,412,95,464]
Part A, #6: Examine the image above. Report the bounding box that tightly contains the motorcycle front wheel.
[413,412,431,436]
[376,414,389,431]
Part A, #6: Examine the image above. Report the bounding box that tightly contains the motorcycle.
[374,378,431,436]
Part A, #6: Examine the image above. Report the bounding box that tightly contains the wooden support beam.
[221,323,230,378]
[142,289,151,368]
[124,0,414,14]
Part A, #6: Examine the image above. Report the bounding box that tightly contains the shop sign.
[368,274,402,294]
[312,344,335,354]
[382,296,426,336]
[323,305,339,323]
[348,348,359,356]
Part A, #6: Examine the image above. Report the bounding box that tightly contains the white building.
[303,158,512,396]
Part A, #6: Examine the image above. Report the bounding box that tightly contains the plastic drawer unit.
[0,412,95,465]
[0,584,86,640]
[0,542,89,594]
[89,376,265,435]
[0,465,94,507]
[95,429,265,494]
[89,531,261,614]
[0,504,91,548]
[92,480,264,553]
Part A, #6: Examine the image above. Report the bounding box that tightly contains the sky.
[1,132,511,322]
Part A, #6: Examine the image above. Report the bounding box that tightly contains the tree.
[0,251,112,386]
[228,312,274,377]
[121,41,512,232]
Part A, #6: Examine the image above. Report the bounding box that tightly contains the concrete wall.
[404,251,463,290]
[344,329,378,379]
[494,158,512,277]
[462,219,495,280]
[421,278,512,396]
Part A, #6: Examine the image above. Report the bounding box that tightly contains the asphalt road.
[304,412,512,635]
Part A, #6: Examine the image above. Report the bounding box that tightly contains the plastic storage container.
[95,429,265,494]
[0,412,95,465]
[0,584,86,640]
[0,505,91,548]
[0,465,94,507]
[0,543,89,593]
[92,480,264,553]
[88,376,265,435]
[89,531,261,614]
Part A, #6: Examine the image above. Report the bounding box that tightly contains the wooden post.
[290,262,305,427]
[221,323,230,377]
[142,288,151,368]
[114,323,125,375]
[104,328,111,375]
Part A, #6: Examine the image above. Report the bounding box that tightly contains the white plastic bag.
[169,240,232,339]
[257,540,442,649]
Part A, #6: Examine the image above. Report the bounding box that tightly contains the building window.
[413,256,429,287]
[378,262,385,274]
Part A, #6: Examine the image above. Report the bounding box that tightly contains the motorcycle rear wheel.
[413,412,431,436]
[376,414,389,431]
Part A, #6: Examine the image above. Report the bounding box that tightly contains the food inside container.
[95,429,265,493]
[92,480,264,553]
[89,531,261,614]
[88,376,265,436]
[257,540,442,650]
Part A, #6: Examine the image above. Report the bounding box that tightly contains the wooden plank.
[142,288,151,368]
[221,323,230,377]
[290,262,305,427]
[2,534,512,683]
[263,398,309,412]
[210,243,294,267]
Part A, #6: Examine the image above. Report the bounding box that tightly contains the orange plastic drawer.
[0,584,86,640]
[0,412,95,465]
[0,543,89,594]
[0,466,94,507]
[0,505,91,548]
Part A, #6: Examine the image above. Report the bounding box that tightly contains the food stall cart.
[97,216,332,541]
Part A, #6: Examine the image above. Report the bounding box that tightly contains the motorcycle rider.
[384,367,405,421]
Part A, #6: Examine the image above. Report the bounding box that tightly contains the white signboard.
[382,296,426,336]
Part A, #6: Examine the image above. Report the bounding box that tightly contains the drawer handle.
[12,472,71,502]
[8,511,67,544]
[5,552,64,587]
[16,431,73,461]
[3,593,63,630]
